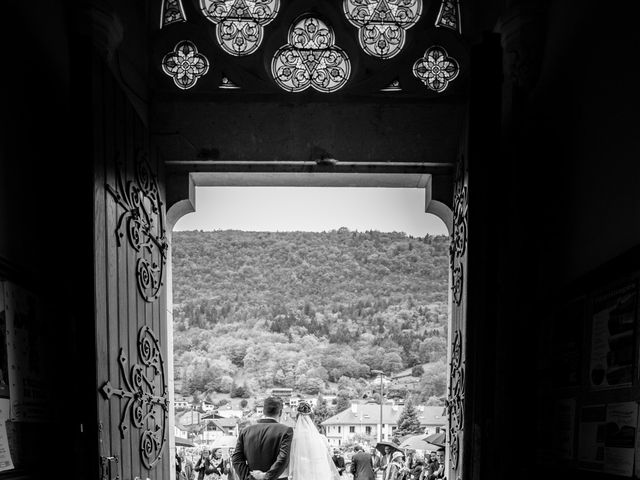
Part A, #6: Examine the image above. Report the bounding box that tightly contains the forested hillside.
[172,229,450,403]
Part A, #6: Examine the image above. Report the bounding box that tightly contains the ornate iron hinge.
[99,326,169,469]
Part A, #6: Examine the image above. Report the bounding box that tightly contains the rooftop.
[322,404,446,426]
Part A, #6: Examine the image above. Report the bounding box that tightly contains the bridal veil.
[288,411,342,480]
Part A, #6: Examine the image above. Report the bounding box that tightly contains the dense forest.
[172,229,449,404]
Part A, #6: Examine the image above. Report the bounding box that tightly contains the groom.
[232,397,293,480]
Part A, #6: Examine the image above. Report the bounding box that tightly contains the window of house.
[366,426,371,435]
[338,426,341,433]
[349,426,355,433]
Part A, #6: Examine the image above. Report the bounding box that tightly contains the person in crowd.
[426,452,438,469]
[176,451,184,479]
[385,451,405,480]
[208,448,225,479]
[332,448,346,476]
[379,446,393,479]
[370,448,381,472]
[224,447,239,480]
[422,452,437,480]
[350,445,376,480]
[400,450,416,480]
[432,450,446,480]
[424,449,445,480]
[409,454,424,480]
[194,449,213,480]
[184,453,195,480]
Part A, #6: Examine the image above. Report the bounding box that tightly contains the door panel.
[93,55,170,480]
[448,150,468,480]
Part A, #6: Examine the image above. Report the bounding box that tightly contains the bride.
[251,401,342,480]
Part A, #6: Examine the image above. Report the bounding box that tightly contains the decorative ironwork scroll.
[435,0,461,33]
[449,158,469,305]
[272,17,351,93]
[446,329,465,469]
[100,326,169,470]
[160,0,187,28]
[344,0,422,59]
[106,151,168,303]
[162,40,210,90]
[413,45,459,93]
[200,0,280,56]
[449,153,467,305]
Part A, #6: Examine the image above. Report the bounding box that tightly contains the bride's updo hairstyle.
[297,400,312,415]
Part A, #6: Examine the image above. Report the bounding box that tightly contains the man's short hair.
[263,396,283,417]
[354,445,363,452]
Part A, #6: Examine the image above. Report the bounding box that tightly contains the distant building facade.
[321,403,446,447]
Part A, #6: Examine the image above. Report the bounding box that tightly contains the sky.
[173,187,448,237]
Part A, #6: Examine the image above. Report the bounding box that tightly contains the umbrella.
[210,435,238,449]
[175,436,195,447]
[375,440,402,456]
[423,432,446,448]
[399,434,436,451]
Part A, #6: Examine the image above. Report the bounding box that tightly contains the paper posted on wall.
[589,284,637,390]
[0,419,14,472]
[3,281,49,422]
[578,402,637,476]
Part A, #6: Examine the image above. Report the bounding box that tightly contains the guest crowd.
[346,445,446,480]
[176,444,446,480]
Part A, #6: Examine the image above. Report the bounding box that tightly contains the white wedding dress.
[286,413,342,480]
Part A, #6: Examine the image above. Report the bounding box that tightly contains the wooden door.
[447,149,468,480]
[93,55,171,480]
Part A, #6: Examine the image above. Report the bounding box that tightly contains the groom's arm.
[264,426,294,480]
[232,431,250,480]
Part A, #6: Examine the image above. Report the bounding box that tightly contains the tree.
[172,230,450,401]
[381,352,404,373]
[425,396,444,406]
[411,365,424,377]
[336,393,351,413]
[313,396,332,432]
[415,361,447,402]
[231,382,251,398]
[395,399,423,438]
[240,399,249,408]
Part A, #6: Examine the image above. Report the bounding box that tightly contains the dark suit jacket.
[350,451,375,480]
[232,419,293,480]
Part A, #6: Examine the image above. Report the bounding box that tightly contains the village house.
[174,395,194,410]
[215,408,244,419]
[322,403,446,447]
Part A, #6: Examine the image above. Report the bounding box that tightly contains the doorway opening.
[167,182,452,474]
